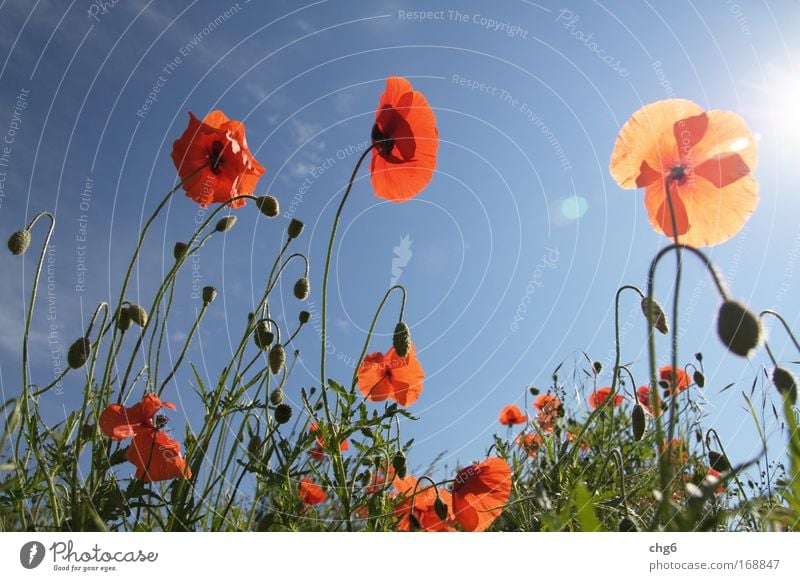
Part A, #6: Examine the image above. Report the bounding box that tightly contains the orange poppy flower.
[298,477,327,505]
[393,476,454,532]
[533,393,561,411]
[99,393,190,482]
[515,432,543,457]
[706,468,726,494]
[566,431,591,452]
[533,393,562,433]
[588,387,624,409]
[659,365,691,395]
[364,467,395,495]
[356,342,425,406]
[610,99,758,247]
[498,404,527,426]
[171,110,265,208]
[370,77,438,202]
[451,457,512,532]
[637,385,657,416]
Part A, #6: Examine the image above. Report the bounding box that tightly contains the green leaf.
[572,482,604,532]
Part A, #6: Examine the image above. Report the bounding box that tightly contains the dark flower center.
[669,165,687,183]
[209,140,225,174]
[371,123,394,158]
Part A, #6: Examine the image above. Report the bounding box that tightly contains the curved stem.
[760,310,800,357]
[351,284,407,388]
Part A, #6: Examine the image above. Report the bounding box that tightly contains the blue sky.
[1,0,799,482]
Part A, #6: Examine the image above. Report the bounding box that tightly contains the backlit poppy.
[499,404,527,426]
[515,432,543,457]
[298,477,327,505]
[610,99,758,247]
[451,457,512,532]
[357,342,425,406]
[99,393,190,482]
[659,365,691,395]
[533,393,561,412]
[533,393,562,433]
[637,385,657,416]
[393,476,454,532]
[171,110,265,208]
[370,77,438,202]
[588,387,624,409]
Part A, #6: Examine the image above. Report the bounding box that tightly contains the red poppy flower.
[533,394,561,411]
[99,393,190,482]
[356,342,425,406]
[308,423,349,461]
[393,476,454,532]
[706,468,726,494]
[533,394,562,433]
[515,432,543,457]
[588,387,624,409]
[298,477,327,505]
[659,365,691,395]
[370,77,438,202]
[498,404,527,426]
[637,385,657,416]
[451,457,512,532]
[566,431,591,452]
[171,110,265,209]
[610,99,758,247]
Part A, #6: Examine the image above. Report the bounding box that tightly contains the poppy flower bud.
[173,241,189,261]
[298,310,310,324]
[67,337,91,369]
[529,386,540,396]
[695,352,703,363]
[392,450,407,479]
[116,307,132,332]
[127,304,148,327]
[592,361,602,374]
[202,286,217,304]
[408,512,422,531]
[255,195,280,218]
[215,215,237,232]
[433,496,449,522]
[253,321,273,350]
[269,343,286,374]
[293,277,309,300]
[274,403,292,424]
[773,367,797,405]
[247,435,262,458]
[717,300,762,357]
[269,388,285,405]
[693,370,705,388]
[393,322,411,358]
[631,404,645,442]
[287,219,304,239]
[7,230,31,255]
[641,297,669,335]
[619,517,637,532]
[708,451,731,473]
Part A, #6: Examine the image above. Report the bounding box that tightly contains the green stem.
[351,284,407,388]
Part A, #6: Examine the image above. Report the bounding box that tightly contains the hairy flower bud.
[392,322,411,358]
[274,403,292,424]
[641,297,669,335]
[433,496,449,522]
[127,304,148,328]
[67,337,91,369]
[717,300,762,357]
[269,343,286,374]
[287,219,304,239]
[202,286,217,304]
[116,307,132,332]
[693,370,705,388]
[293,277,309,301]
[708,451,731,473]
[619,516,637,532]
[215,215,237,232]
[631,404,645,442]
[173,241,189,261]
[392,450,407,480]
[269,388,285,406]
[298,310,310,324]
[247,435,263,458]
[7,230,31,255]
[255,195,280,218]
[773,367,797,405]
[253,321,274,350]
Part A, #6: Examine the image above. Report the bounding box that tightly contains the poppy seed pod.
[717,300,762,357]
[631,404,645,442]
[67,337,91,369]
[253,321,274,350]
[433,496,449,522]
[173,241,189,261]
[274,403,292,424]
[392,322,411,358]
[215,215,237,232]
[202,286,217,304]
[293,277,309,301]
[269,343,286,375]
[641,297,669,335]
[392,450,407,479]
[269,388,285,406]
[298,310,310,324]
[116,307,132,332]
[127,304,148,328]
[7,230,31,255]
[773,367,797,405]
[287,219,304,239]
[255,195,280,218]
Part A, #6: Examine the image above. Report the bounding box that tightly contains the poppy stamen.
[209,140,226,174]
